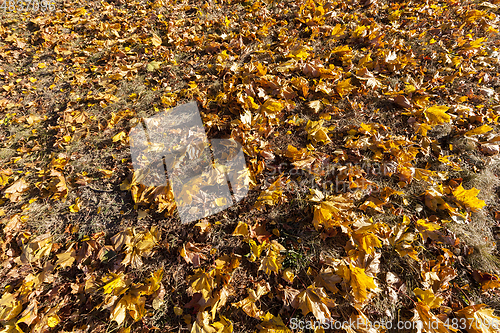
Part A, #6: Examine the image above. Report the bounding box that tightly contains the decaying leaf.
[232,281,271,319]
[292,285,336,321]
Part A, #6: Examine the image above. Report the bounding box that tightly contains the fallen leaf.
[292,285,336,321]
[452,184,486,212]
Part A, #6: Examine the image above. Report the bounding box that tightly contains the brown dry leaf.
[291,77,310,97]
[421,261,457,292]
[151,34,162,47]
[4,177,29,202]
[394,94,412,108]
[411,302,456,333]
[111,228,134,252]
[180,242,207,267]
[17,233,53,264]
[314,267,341,294]
[232,281,270,319]
[3,214,23,235]
[345,309,380,333]
[389,216,419,260]
[292,285,336,321]
[195,221,211,234]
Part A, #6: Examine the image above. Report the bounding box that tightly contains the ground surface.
[1,0,500,332]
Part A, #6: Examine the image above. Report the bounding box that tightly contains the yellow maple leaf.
[112,131,127,142]
[414,288,444,309]
[336,78,356,97]
[192,311,230,333]
[257,312,291,332]
[248,239,268,262]
[424,105,451,125]
[282,268,295,283]
[352,232,382,255]
[102,273,129,295]
[141,268,164,296]
[258,249,284,275]
[465,124,493,136]
[0,294,22,322]
[111,294,146,325]
[254,176,286,210]
[47,314,61,328]
[69,197,81,212]
[337,264,378,303]
[260,99,284,118]
[232,221,249,238]
[330,45,351,55]
[305,119,331,145]
[311,194,354,231]
[452,184,486,212]
[288,45,311,60]
[212,315,233,333]
[189,269,215,299]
